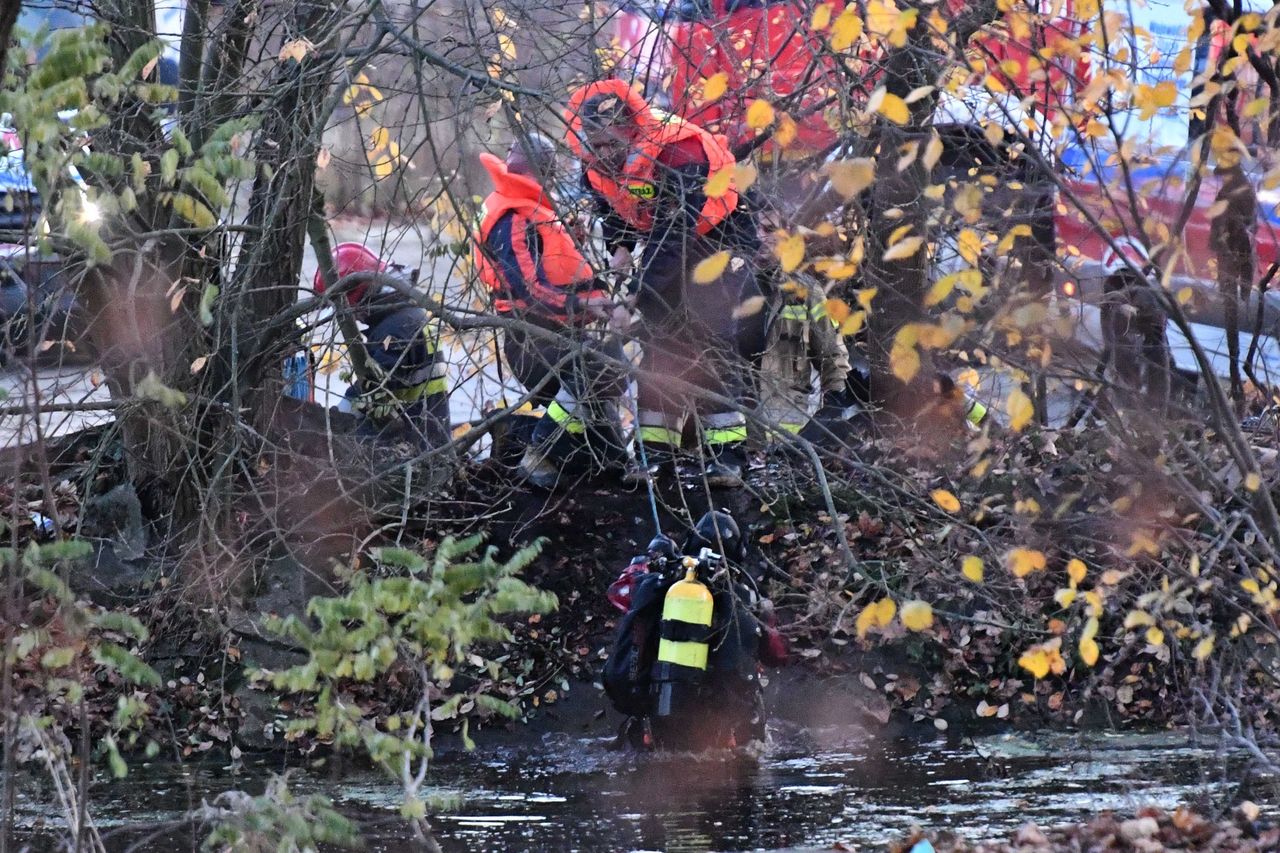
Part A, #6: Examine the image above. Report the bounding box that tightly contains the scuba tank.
[652,550,717,718]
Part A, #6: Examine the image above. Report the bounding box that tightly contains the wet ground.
[10,727,1268,851]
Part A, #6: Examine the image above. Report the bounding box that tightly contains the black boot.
[703,444,746,488]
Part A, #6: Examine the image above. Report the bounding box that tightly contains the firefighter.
[474,133,630,488]
[313,242,450,448]
[564,79,764,487]
[753,278,856,443]
[1100,239,1171,413]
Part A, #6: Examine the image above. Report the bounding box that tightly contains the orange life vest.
[565,79,739,237]
[474,152,594,315]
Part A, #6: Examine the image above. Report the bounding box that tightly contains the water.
[10,726,1263,851]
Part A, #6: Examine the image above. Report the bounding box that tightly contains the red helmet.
[313,242,385,305]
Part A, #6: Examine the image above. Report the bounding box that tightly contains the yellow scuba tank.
[653,555,715,717]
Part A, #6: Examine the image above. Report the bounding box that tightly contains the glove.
[815,386,859,421]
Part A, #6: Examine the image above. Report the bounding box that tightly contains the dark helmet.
[646,534,678,563]
[685,511,743,563]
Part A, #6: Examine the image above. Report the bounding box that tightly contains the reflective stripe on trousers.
[638,410,683,448]
[702,411,747,446]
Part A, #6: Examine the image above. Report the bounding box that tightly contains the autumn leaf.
[734,162,758,192]
[829,8,863,50]
[890,341,920,383]
[692,251,731,284]
[1124,610,1155,629]
[498,33,517,60]
[1067,558,1087,585]
[1007,388,1034,431]
[877,92,910,125]
[1192,635,1215,660]
[1146,626,1166,647]
[900,600,934,632]
[776,232,806,273]
[825,158,876,198]
[746,99,776,130]
[1018,637,1065,679]
[1079,615,1100,669]
[1054,588,1077,607]
[931,489,960,513]
[702,72,728,102]
[1245,472,1261,492]
[961,556,984,583]
[811,2,833,29]
[732,295,766,318]
[1079,636,1100,666]
[705,167,734,199]
[278,38,315,64]
[1007,547,1047,578]
[855,597,897,638]
[922,133,944,171]
[883,235,923,262]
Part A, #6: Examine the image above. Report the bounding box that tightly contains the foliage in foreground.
[255,534,556,823]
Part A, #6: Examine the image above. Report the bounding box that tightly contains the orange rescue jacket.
[474,152,598,317]
[564,79,739,237]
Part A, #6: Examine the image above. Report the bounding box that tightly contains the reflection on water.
[9,727,1267,852]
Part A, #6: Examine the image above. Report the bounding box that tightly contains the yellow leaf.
[839,311,865,336]
[1124,609,1155,629]
[824,298,851,323]
[856,288,877,311]
[1018,638,1064,679]
[957,229,982,265]
[961,556,984,583]
[732,295,766,319]
[189,355,208,374]
[931,489,960,513]
[734,162,758,192]
[1081,615,1099,643]
[746,99,776,130]
[1146,626,1165,647]
[702,72,728,103]
[1177,287,1193,305]
[825,158,876,198]
[890,342,920,383]
[900,600,934,632]
[811,1,833,29]
[1079,636,1099,666]
[776,232,806,273]
[1192,635,1215,660]
[705,167,734,199]
[1067,558,1087,585]
[1006,388,1033,432]
[878,92,910,125]
[1007,547,1047,578]
[1054,588,1077,607]
[498,33,517,60]
[829,8,863,50]
[1245,472,1261,492]
[883,236,923,262]
[692,251,731,284]
[775,114,798,148]
[1241,577,1261,595]
[924,272,956,307]
[855,597,897,638]
[922,133,944,171]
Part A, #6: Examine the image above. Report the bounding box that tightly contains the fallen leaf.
[931,489,960,513]
[899,600,934,631]
[961,555,984,583]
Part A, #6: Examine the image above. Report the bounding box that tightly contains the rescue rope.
[634,418,663,536]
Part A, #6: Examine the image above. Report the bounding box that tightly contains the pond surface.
[11,727,1267,851]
